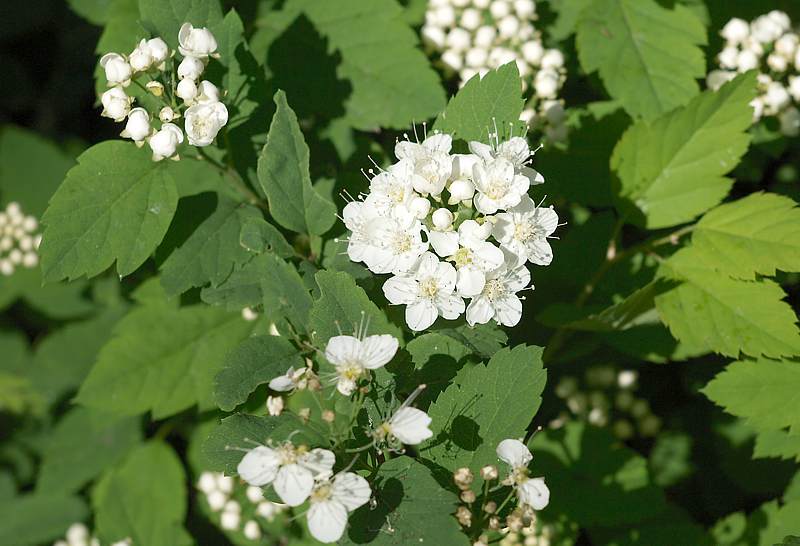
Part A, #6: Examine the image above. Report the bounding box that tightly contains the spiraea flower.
[377,407,434,446]
[306,472,371,543]
[99,53,132,87]
[178,23,219,58]
[119,107,151,145]
[184,101,228,146]
[496,439,550,511]
[323,332,399,395]
[0,202,42,276]
[149,123,184,161]
[493,195,559,266]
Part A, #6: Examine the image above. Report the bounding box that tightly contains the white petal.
[505,265,531,292]
[496,439,532,468]
[383,276,418,305]
[337,377,358,396]
[406,300,438,331]
[429,230,460,257]
[307,500,349,543]
[395,140,420,161]
[518,477,550,510]
[274,464,314,506]
[474,241,504,270]
[390,407,433,445]
[301,448,336,477]
[527,238,553,266]
[436,293,465,320]
[423,133,452,153]
[268,371,295,392]
[468,141,494,161]
[325,335,362,366]
[415,251,440,278]
[493,295,523,327]
[474,193,500,215]
[491,213,515,244]
[359,334,400,369]
[537,207,559,235]
[332,472,372,511]
[466,296,494,326]
[522,166,545,185]
[457,267,486,297]
[237,446,280,486]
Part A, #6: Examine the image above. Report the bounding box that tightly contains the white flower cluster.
[707,10,800,136]
[0,201,41,276]
[52,523,130,546]
[195,470,285,540]
[422,0,568,142]
[343,131,557,332]
[99,23,228,161]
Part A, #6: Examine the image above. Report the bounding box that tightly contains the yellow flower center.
[419,277,439,298]
[453,247,473,268]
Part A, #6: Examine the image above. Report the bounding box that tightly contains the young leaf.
[214,335,304,411]
[200,252,272,310]
[257,90,336,236]
[40,142,179,281]
[754,429,800,462]
[611,72,756,229]
[138,0,223,49]
[93,441,190,546]
[691,192,800,280]
[0,494,87,546]
[422,344,546,471]
[433,62,524,143]
[259,252,314,333]
[576,0,706,121]
[342,457,467,546]
[160,197,262,296]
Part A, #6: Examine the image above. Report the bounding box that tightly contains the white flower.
[196,80,221,103]
[521,40,544,65]
[518,477,550,510]
[447,178,476,204]
[775,33,799,58]
[159,106,177,123]
[751,13,785,44]
[243,520,261,540]
[148,122,184,161]
[428,225,459,258]
[382,407,433,445]
[497,438,533,468]
[721,18,750,44]
[496,439,550,511]
[466,256,530,326]
[178,55,205,80]
[493,195,558,266]
[541,49,564,70]
[363,210,428,275]
[449,220,504,296]
[267,395,284,416]
[147,37,169,66]
[395,133,453,197]
[534,69,560,98]
[178,23,218,58]
[324,333,399,396]
[383,252,465,331]
[431,208,454,230]
[341,198,384,264]
[764,81,791,114]
[129,39,153,72]
[269,364,311,392]
[409,196,431,219]
[472,158,530,214]
[307,472,371,543]
[100,53,132,86]
[100,86,132,121]
[237,444,335,506]
[184,101,228,146]
[120,107,150,143]
[176,78,198,102]
[367,159,417,215]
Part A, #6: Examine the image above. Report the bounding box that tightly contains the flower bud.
[488,516,500,530]
[490,0,511,19]
[514,0,535,18]
[441,49,463,72]
[447,179,475,204]
[246,485,264,503]
[67,524,90,544]
[460,9,481,31]
[243,520,261,541]
[184,101,228,146]
[159,106,177,123]
[298,407,311,422]
[129,39,153,72]
[446,28,471,52]
[217,474,234,493]
[178,23,218,58]
[465,47,488,69]
[432,208,454,230]
[207,490,227,511]
[147,37,169,65]
[322,410,336,423]
[120,107,151,143]
[266,395,284,416]
[100,53,132,86]
[480,465,498,481]
[521,40,544,65]
[176,78,198,102]
[460,490,476,503]
[220,509,240,530]
[196,80,221,103]
[145,81,164,96]
[421,25,446,50]
[456,506,472,527]
[534,70,559,99]
[767,53,788,73]
[721,17,749,44]
[736,49,759,72]
[22,252,37,268]
[178,55,205,80]
[484,501,497,514]
[506,512,524,532]
[453,467,474,489]
[541,49,565,70]
[474,26,496,49]
[148,122,184,161]
[409,196,431,219]
[498,15,520,40]
[241,307,258,321]
[100,86,132,122]
[0,259,13,276]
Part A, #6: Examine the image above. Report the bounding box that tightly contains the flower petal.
[359,334,400,369]
[274,464,314,506]
[390,407,433,445]
[518,477,550,510]
[466,296,494,326]
[325,335,362,366]
[429,230,460,258]
[307,500,349,543]
[301,448,336,477]
[268,370,295,392]
[493,295,523,327]
[383,276,418,305]
[436,293,465,320]
[496,439,532,468]
[332,472,372,511]
[457,266,486,297]
[406,300,438,331]
[237,446,280,486]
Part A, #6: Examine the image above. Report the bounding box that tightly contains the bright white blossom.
[395,133,453,197]
[100,53,132,87]
[324,333,399,395]
[497,439,550,511]
[381,407,433,445]
[100,86,132,122]
[178,23,219,58]
[148,122,184,161]
[307,472,371,543]
[129,39,154,72]
[176,77,198,102]
[493,195,559,266]
[147,37,169,66]
[184,101,228,146]
[120,107,150,144]
[178,55,205,80]
[472,157,530,214]
[466,254,530,327]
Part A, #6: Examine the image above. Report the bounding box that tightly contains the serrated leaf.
[201,253,271,310]
[93,441,190,546]
[611,72,756,228]
[36,408,141,494]
[239,216,294,258]
[406,333,470,369]
[342,457,467,546]
[438,323,508,359]
[433,63,524,143]
[40,142,179,281]
[691,193,800,280]
[308,270,402,347]
[260,253,314,333]
[160,197,261,296]
[576,0,706,121]
[214,335,303,411]
[138,0,223,49]
[257,91,336,236]
[754,429,800,462]
[422,344,546,471]
[76,280,258,418]
[0,493,88,546]
[655,247,800,359]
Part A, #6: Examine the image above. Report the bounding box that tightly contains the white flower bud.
[66,524,89,544]
[148,123,184,161]
[721,18,749,44]
[768,10,791,33]
[433,5,456,27]
[22,216,37,232]
[767,53,788,72]
[177,55,204,80]
[488,47,515,68]
[432,208,454,230]
[519,107,535,124]
[220,510,240,530]
[515,58,531,79]
[543,99,566,124]
[717,46,739,69]
[176,78,198,102]
[196,80,220,103]
[521,40,544,65]
[22,252,38,268]
[146,80,164,96]
[120,107,150,142]
[0,237,12,251]
[498,15,520,39]
[246,485,264,503]
[750,96,765,121]
[447,179,475,204]
[514,0,535,18]
[765,81,791,113]
[184,101,228,146]
[706,69,735,91]
[0,259,12,276]
[788,76,800,101]
[489,0,511,19]
[465,47,488,68]
[534,70,559,99]
[159,106,177,123]
[243,520,261,540]
[206,490,227,511]
[257,501,280,520]
[473,0,491,8]
[441,49,464,71]
[779,106,800,137]
[217,473,234,493]
[129,39,153,72]
[178,23,218,58]
[147,37,169,65]
[736,49,759,72]
[100,53,132,86]
[422,25,446,49]
[267,395,284,416]
[241,307,258,321]
[409,196,431,219]
[6,202,20,217]
[225,500,241,513]
[460,8,482,31]
[100,86,132,122]
[751,14,783,44]
[474,26,496,48]
[541,49,565,70]
[446,27,471,52]
[452,0,470,7]
[775,33,798,58]
[197,472,217,493]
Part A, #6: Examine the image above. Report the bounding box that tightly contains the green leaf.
[754,429,800,462]
[422,344,546,471]
[76,280,258,418]
[655,247,800,359]
[433,63,524,143]
[702,359,800,433]
[138,0,223,49]
[547,0,593,41]
[288,0,446,130]
[239,216,294,258]
[214,335,303,411]
[0,494,87,546]
[36,408,141,494]
[200,253,271,310]
[93,441,190,546]
[611,72,756,229]
[257,91,336,236]
[67,0,116,24]
[406,333,470,369]
[691,192,800,280]
[260,252,314,332]
[40,142,179,281]
[309,270,402,347]
[342,456,467,545]
[438,323,508,359]
[160,197,261,296]
[576,0,706,121]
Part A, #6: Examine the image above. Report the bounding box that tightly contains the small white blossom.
[472,158,530,214]
[148,122,184,161]
[267,395,284,416]
[466,256,530,327]
[128,39,153,72]
[395,133,453,197]
[382,407,433,445]
[307,472,371,543]
[493,195,558,266]
[100,86,132,122]
[120,107,150,144]
[176,78,198,102]
[243,520,261,540]
[178,23,218,58]
[184,101,228,146]
[496,439,550,511]
[324,333,399,396]
[196,80,221,103]
[721,17,750,44]
[159,106,177,123]
[362,210,428,275]
[99,53,132,86]
[147,37,169,66]
[178,55,205,81]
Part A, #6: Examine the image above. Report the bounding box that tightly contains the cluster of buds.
[422,0,568,142]
[0,201,40,276]
[550,366,661,440]
[707,10,800,136]
[52,523,130,546]
[195,471,284,540]
[99,23,228,161]
[498,518,554,546]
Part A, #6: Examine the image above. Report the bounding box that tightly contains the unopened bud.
[460,489,476,503]
[488,515,500,529]
[432,207,454,230]
[480,465,498,480]
[159,106,177,123]
[322,410,335,423]
[506,512,523,532]
[146,81,164,96]
[456,505,472,527]
[484,501,497,514]
[298,407,311,422]
[453,467,474,489]
[266,395,283,416]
